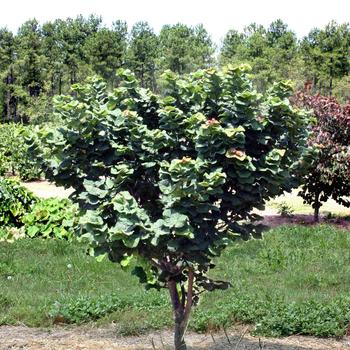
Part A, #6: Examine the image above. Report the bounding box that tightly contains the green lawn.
[1,225,350,337]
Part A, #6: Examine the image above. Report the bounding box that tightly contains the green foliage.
[0,177,37,227]
[0,123,41,180]
[192,294,350,337]
[334,74,350,104]
[49,292,168,324]
[127,22,159,89]
[38,63,309,330]
[0,124,12,176]
[84,21,128,86]
[0,227,10,241]
[300,21,350,95]
[49,294,128,324]
[276,201,295,217]
[158,23,214,75]
[22,198,78,240]
[220,20,300,91]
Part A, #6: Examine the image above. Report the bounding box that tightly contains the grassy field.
[1,225,350,337]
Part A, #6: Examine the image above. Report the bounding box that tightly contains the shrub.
[0,123,41,181]
[22,198,78,240]
[0,227,25,242]
[49,293,168,324]
[39,66,309,349]
[276,201,294,217]
[0,177,37,227]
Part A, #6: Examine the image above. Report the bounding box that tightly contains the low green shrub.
[0,228,9,241]
[276,201,295,217]
[0,123,41,181]
[22,198,78,240]
[49,287,350,337]
[191,293,350,337]
[0,177,37,227]
[49,292,169,324]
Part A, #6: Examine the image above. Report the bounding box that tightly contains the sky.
[1,0,349,45]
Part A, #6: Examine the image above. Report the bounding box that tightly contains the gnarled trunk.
[168,269,194,350]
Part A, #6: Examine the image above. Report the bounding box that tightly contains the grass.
[1,225,350,337]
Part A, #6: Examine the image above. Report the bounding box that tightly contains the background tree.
[84,21,128,87]
[300,21,350,95]
[220,29,244,63]
[220,20,300,91]
[294,91,350,221]
[38,65,309,349]
[42,20,68,97]
[127,21,159,90]
[0,28,17,122]
[158,23,215,75]
[15,19,50,123]
[0,16,349,124]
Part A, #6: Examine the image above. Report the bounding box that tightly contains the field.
[2,223,350,348]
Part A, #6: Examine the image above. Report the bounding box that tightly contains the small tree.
[39,66,308,349]
[294,91,350,221]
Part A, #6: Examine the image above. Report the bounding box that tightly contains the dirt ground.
[22,180,73,199]
[1,325,350,350]
[261,213,350,229]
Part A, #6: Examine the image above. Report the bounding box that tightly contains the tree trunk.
[174,311,187,350]
[314,192,321,222]
[314,205,320,223]
[6,69,15,122]
[6,84,11,122]
[59,74,62,95]
[329,57,333,96]
[168,269,194,350]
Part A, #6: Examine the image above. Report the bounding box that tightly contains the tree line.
[0,15,349,124]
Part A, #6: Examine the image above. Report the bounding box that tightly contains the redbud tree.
[40,66,308,349]
[294,91,350,221]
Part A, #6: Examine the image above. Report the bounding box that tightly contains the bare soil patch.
[261,214,350,229]
[1,325,350,350]
[22,180,73,199]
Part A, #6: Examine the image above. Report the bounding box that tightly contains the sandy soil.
[1,325,350,350]
[22,180,73,199]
